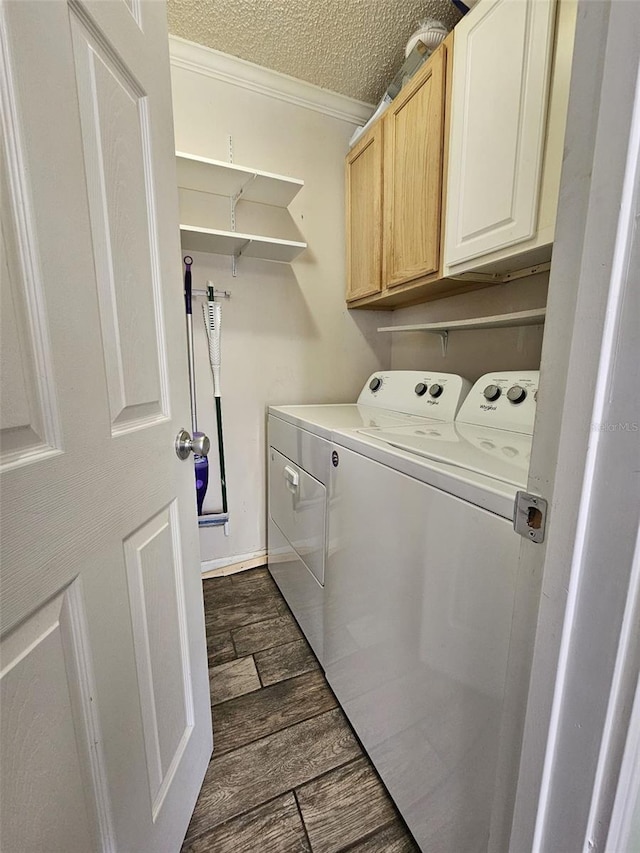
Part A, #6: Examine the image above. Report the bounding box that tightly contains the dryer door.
[269,449,326,585]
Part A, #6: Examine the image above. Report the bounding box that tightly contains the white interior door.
[0,2,212,851]
[485,3,640,851]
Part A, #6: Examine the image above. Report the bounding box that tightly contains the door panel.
[124,502,193,815]
[0,2,211,851]
[0,213,52,456]
[0,89,61,468]
[384,47,445,288]
[345,125,383,301]
[70,16,168,433]
[0,580,112,852]
[390,79,435,273]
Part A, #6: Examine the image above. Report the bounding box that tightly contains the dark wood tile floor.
[182,566,419,853]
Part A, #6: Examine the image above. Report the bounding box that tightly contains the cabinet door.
[445,0,556,267]
[383,46,446,289]
[346,125,383,301]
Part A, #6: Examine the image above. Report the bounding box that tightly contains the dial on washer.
[369,377,382,392]
[429,383,443,398]
[483,384,501,401]
[414,382,428,396]
[507,385,527,404]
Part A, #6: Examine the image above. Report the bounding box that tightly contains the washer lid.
[269,403,439,440]
[358,421,532,487]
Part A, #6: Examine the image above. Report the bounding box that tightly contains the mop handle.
[183,256,197,433]
[183,255,193,315]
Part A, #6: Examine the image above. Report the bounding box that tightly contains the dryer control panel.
[456,371,539,435]
[357,371,472,420]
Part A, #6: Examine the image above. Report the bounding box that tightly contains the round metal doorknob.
[175,429,210,460]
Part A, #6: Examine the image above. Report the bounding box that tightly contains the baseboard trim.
[168,36,374,126]
[201,550,267,578]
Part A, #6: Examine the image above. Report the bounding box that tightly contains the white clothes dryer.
[324,371,539,852]
[267,371,471,662]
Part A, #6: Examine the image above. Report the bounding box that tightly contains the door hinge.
[513,491,548,543]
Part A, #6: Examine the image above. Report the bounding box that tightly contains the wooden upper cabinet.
[444,0,558,269]
[345,123,383,301]
[383,45,446,289]
[344,0,575,307]
[346,38,464,309]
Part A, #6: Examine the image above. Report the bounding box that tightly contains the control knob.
[483,384,501,401]
[369,377,382,392]
[507,385,527,404]
[429,383,443,398]
[414,382,428,396]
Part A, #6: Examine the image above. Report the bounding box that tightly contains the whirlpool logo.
[480,404,497,411]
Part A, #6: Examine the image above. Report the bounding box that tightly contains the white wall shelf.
[378,308,546,334]
[378,308,546,355]
[176,150,306,269]
[180,225,307,264]
[176,152,304,207]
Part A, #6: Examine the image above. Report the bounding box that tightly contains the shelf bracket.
[232,239,252,277]
[438,331,449,357]
[230,174,257,269]
[232,173,257,210]
[230,196,236,232]
[501,262,552,283]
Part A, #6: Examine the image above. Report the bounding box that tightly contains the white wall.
[169,40,391,569]
[389,273,548,382]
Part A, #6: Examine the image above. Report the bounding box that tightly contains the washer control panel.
[456,371,539,435]
[357,371,472,420]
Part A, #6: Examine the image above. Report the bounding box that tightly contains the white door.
[485,2,640,851]
[0,2,212,851]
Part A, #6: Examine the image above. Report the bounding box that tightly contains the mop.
[183,256,209,515]
[202,283,228,516]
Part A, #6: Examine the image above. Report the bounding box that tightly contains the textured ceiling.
[167,0,461,104]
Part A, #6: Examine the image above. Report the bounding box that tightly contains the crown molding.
[168,35,374,126]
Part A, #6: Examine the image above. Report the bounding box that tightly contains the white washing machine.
[267,371,471,662]
[324,371,539,853]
